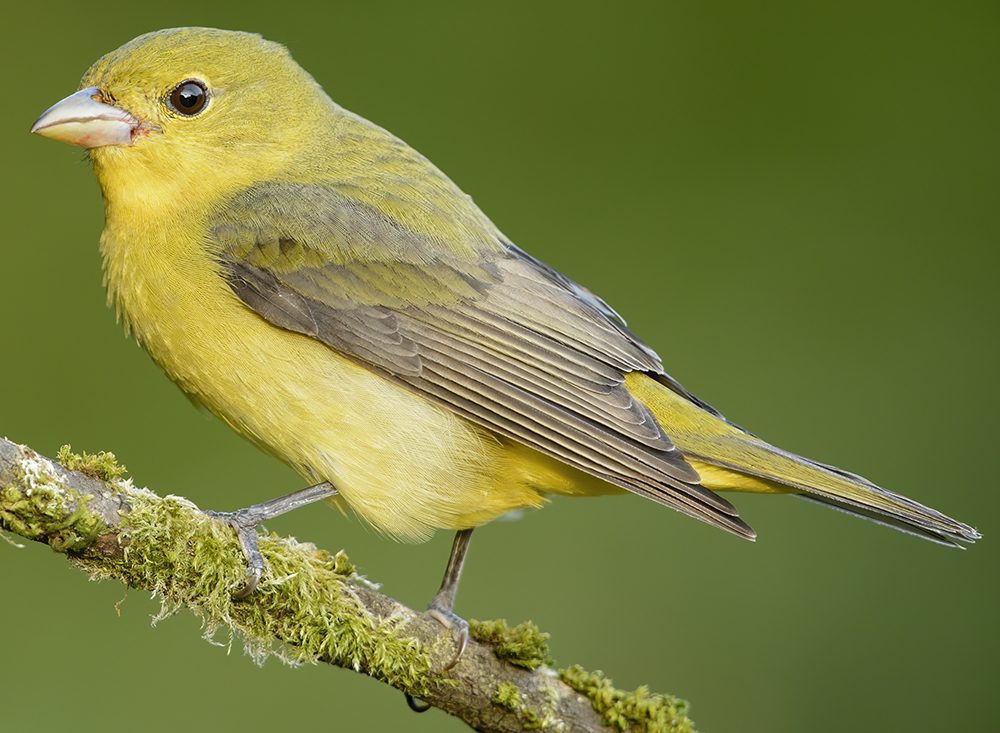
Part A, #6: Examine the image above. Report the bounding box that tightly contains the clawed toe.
[404,694,432,712]
[205,508,267,598]
[427,606,470,671]
[401,606,469,714]
[204,481,339,599]
[231,565,263,599]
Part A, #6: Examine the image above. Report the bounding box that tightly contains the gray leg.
[405,528,476,712]
[426,528,474,669]
[206,481,339,598]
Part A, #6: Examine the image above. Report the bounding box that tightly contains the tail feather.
[795,494,975,547]
[625,373,980,545]
[790,458,980,545]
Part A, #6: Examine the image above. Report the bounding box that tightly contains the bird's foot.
[205,481,339,598]
[401,528,475,713]
[403,596,471,713]
[204,506,267,598]
[426,599,470,672]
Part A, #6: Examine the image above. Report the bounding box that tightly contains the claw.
[427,606,469,671]
[423,528,474,670]
[404,694,432,712]
[232,565,263,600]
[401,528,476,713]
[205,506,267,597]
[204,481,339,598]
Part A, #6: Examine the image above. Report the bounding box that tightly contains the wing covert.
[213,181,753,537]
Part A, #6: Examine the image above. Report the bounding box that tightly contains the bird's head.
[32,27,336,204]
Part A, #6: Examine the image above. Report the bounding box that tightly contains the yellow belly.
[105,230,615,541]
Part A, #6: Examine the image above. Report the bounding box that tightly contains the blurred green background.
[2,1,996,731]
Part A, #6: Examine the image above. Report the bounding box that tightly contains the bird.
[31,27,979,664]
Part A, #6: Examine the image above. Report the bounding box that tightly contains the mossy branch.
[0,437,696,733]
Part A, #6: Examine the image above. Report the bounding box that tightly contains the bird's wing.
[211,181,753,538]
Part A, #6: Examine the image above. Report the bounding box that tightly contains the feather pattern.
[214,181,755,538]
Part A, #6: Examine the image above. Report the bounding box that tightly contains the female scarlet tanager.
[31,28,979,654]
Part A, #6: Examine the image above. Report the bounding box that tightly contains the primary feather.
[47,27,976,545]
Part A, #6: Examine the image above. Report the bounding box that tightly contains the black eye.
[168,80,208,116]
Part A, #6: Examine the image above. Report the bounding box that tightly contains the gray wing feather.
[215,182,754,538]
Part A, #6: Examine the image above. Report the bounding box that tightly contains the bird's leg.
[427,527,474,668]
[205,481,339,598]
[405,527,475,712]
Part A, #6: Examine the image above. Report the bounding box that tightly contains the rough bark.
[0,437,695,733]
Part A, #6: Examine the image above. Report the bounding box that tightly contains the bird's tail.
[626,373,980,546]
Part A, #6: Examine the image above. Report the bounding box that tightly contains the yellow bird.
[31,28,978,656]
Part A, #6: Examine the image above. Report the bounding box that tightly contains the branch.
[0,437,696,733]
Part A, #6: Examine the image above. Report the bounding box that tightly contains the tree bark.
[0,437,695,733]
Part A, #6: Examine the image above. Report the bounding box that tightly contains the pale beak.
[31,87,139,148]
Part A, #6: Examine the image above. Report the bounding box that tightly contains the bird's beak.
[31,87,139,149]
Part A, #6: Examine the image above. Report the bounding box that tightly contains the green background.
[2,2,996,731]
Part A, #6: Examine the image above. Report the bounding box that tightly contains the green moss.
[0,451,436,698]
[57,445,127,482]
[94,492,436,695]
[559,665,696,733]
[493,681,522,709]
[492,680,554,729]
[469,618,553,669]
[0,454,106,552]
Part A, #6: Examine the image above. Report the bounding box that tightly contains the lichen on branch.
[0,438,697,733]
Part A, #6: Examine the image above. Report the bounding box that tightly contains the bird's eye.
[168,80,208,116]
